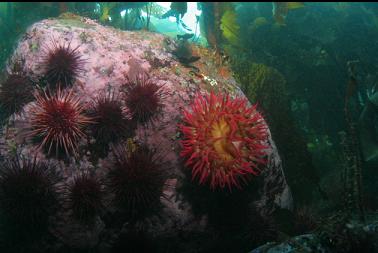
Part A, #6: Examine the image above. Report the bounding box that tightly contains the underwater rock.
[234,62,320,205]
[51,215,105,249]
[1,14,292,248]
[249,234,328,253]
[249,220,378,253]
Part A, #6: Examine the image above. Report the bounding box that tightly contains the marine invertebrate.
[106,142,166,219]
[65,172,104,223]
[0,155,59,235]
[88,89,134,146]
[123,74,166,125]
[180,91,268,190]
[0,73,34,117]
[41,40,85,89]
[28,88,92,157]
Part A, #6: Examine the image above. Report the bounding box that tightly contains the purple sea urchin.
[106,143,167,219]
[41,40,85,89]
[0,155,59,234]
[65,172,104,223]
[28,88,93,157]
[0,73,34,117]
[123,74,166,125]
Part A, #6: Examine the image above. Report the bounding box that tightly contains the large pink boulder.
[0,14,292,248]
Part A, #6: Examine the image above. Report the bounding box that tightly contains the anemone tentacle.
[179,91,268,190]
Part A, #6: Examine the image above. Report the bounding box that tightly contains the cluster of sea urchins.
[180,91,268,190]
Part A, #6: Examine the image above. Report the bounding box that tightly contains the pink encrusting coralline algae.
[0,14,292,248]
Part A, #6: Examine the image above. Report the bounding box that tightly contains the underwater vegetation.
[98,2,151,30]
[41,40,86,90]
[180,91,268,190]
[162,2,187,22]
[219,4,240,47]
[272,2,305,26]
[232,61,321,204]
[28,88,92,157]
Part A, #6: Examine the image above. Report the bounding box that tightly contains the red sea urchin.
[106,143,167,219]
[179,91,269,190]
[123,74,166,125]
[88,89,134,145]
[41,40,85,89]
[0,155,59,235]
[65,173,104,223]
[28,88,92,157]
[0,73,34,117]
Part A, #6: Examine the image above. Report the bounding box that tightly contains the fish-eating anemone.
[40,40,85,90]
[179,91,269,191]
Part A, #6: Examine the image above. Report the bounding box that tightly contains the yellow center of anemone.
[211,117,238,161]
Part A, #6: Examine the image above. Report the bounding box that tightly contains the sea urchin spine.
[106,143,166,219]
[65,172,104,223]
[0,73,34,117]
[179,91,269,190]
[41,40,85,89]
[123,74,166,125]
[28,88,92,156]
[88,88,134,145]
[0,155,59,234]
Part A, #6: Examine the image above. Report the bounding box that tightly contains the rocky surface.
[250,220,378,253]
[1,14,293,250]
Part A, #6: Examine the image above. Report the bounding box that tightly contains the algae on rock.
[234,62,321,205]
